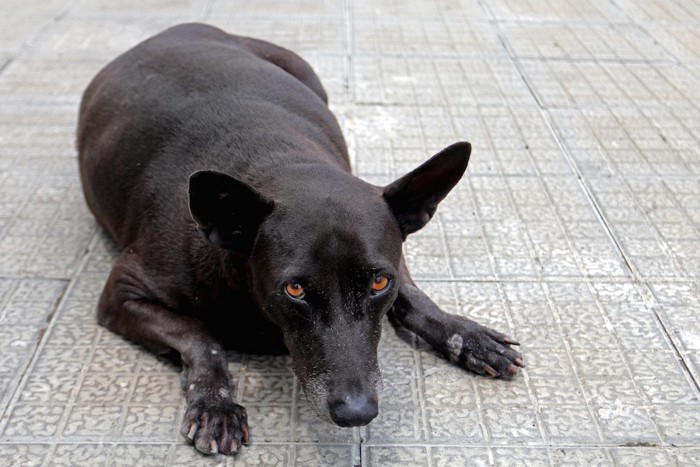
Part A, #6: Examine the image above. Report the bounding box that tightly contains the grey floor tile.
[51,444,111,466]
[491,447,550,466]
[431,447,492,467]
[426,406,484,443]
[651,404,700,445]
[595,405,660,444]
[610,447,675,466]
[0,444,51,466]
[540,405,600,443]
[675,448,700,467]
[550,448,612,466]
[108,444,172,467]
[363,445,429,467]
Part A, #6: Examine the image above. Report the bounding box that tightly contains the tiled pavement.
[0,0,698,465]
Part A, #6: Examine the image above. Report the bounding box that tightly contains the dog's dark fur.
[77,23,523,456]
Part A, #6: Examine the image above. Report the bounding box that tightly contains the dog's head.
[189,142,470,427]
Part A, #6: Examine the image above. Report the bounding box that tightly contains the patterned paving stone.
[491,447,551,466]
[51,444,111,466]
[610,447,675,466]
[540,405,600,443]
[675,448,700,466]
[0,444,50,466]
[549,448,612,466]
[594,405,659,444]
[431,447,492,467]
[362,446,430,467]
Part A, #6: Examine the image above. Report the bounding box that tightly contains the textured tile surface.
[0,0,698,466]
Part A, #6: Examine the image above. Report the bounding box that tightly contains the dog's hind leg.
[239,36,329,104]
[389,261,524,378]
[96,252,248,456]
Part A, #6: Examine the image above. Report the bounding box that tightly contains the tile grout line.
[350,100,698,112]
[288,362,300,467]
[0,58,13,78]
[412,34,438,467]
[198,0,215,20]
[343,0,364,465]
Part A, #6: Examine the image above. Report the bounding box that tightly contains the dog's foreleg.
[390,262,524,378]
[96,253,248,455]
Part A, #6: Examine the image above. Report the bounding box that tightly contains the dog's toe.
[444,318,524,379]
[181,396,248,456]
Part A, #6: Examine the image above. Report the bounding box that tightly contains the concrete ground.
[0,0,698,465]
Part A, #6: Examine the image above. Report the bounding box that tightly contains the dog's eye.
[285,282,305,299]
[371,275,390,293]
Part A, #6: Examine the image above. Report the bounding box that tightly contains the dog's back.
[78,23,347,247]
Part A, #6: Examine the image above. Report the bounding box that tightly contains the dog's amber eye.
[285,283,305,299]
[371,275,390,292]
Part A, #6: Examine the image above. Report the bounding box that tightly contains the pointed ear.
[383,142,471,238]
[189,170,273,254]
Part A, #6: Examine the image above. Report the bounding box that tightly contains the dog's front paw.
[444,317,524,378]
[181,387,249,456]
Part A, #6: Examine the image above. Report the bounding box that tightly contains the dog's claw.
[242,425,249,445]
[484,365,499,377]
[230,439,238,453]
[503,336,520,346]
[507,364,519,375]
[210,440,218,455]
[514,357,525,367]
[187,422,197,440]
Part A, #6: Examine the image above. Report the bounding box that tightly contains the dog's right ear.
[383,142,470,239]
[189,171,274,255]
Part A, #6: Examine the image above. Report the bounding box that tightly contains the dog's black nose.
[328,394,378,427]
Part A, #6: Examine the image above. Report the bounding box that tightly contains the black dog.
[77,23,523,456]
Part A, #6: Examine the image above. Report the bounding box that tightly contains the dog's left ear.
[383,142,471,238]
[189,170,274,255]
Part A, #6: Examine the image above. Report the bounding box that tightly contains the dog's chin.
[299,372,384,427]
